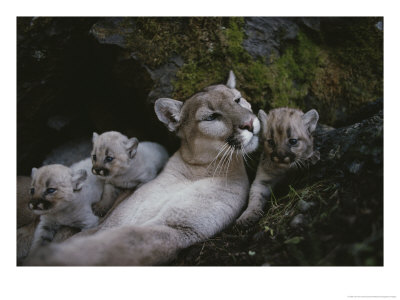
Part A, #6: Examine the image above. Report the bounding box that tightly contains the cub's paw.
[235,210,263,228]
[91,203,110,217]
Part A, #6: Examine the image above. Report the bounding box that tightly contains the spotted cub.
[236,107,320,226]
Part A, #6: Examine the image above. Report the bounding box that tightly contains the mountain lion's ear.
[226,70,236,89]
[257,109,268,126]
[302,109,319,134]
[154,98,183,132]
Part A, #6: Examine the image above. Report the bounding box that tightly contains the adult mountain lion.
[26,71,260,266]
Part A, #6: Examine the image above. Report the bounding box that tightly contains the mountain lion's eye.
[105,156,114,162]
[203,113,219,121]
[92,155,97,161]
[234,98,241,103]
[46,188,56,194]
[289,139,298,145]
[267,139,275,147]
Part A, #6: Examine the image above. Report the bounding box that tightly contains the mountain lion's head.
[155,71,260,165]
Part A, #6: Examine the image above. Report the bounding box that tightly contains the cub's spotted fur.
[236,107,320,226]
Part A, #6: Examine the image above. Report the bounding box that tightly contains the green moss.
[173,17,272,104]
[245,31,324,109]
[172,17,248,100]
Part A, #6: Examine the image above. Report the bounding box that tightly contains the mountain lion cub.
[29,159,103,251]
[236,107,320,227]
[26,71,261,265]
[90,131,169,216]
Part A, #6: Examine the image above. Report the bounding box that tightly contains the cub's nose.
[29,198,38,210]
[92,167,109,176]
[239,118,254,133]
[271,151,292,164]
[29,198,45,210]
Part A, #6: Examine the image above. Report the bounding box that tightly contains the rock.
[290,214,305,228]
[297,200,315,212]
[299,17,321,31]
[47,115,70,131]
[145,55,184,103]
[243,17,299,62]
[42,137,92,167]
[348,161,364,175]
[89,18,184,103]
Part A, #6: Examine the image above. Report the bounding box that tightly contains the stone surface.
[243,17,300,62]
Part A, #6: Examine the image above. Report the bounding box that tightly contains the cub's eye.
[92,155,97,161]
[46,188,56,194]
[289,139,298,145]
[30,188,35,195]
[234,98,241,104]
[267,139,275,147]
[203,113,220,121]
[105,156,114,162]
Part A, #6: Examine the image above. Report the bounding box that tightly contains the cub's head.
[258,107,319,168]
[91,131,138,179]
[154,71,260,164]
[29,165,87,215]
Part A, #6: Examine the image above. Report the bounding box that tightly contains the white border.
[2,1,398,299]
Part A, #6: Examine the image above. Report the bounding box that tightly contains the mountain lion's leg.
[25,225,186,266]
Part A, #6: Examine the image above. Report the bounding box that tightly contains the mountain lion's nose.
[239,118,254,133]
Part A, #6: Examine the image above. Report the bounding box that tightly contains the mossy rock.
[90,17,382,126]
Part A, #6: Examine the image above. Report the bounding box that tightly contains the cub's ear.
[92,132,99,144]
[125,137,139,159]
[302,109,319,133]
[257,109,268,126]
[154,98,183,132]
[31,167,38,179]
[71,169,87,191]
[226,70,236,89]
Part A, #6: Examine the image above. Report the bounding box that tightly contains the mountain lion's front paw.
[235,210,263,228]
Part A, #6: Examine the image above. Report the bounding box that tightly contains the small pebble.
[297,200,315,212]
[290,214,305,228]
